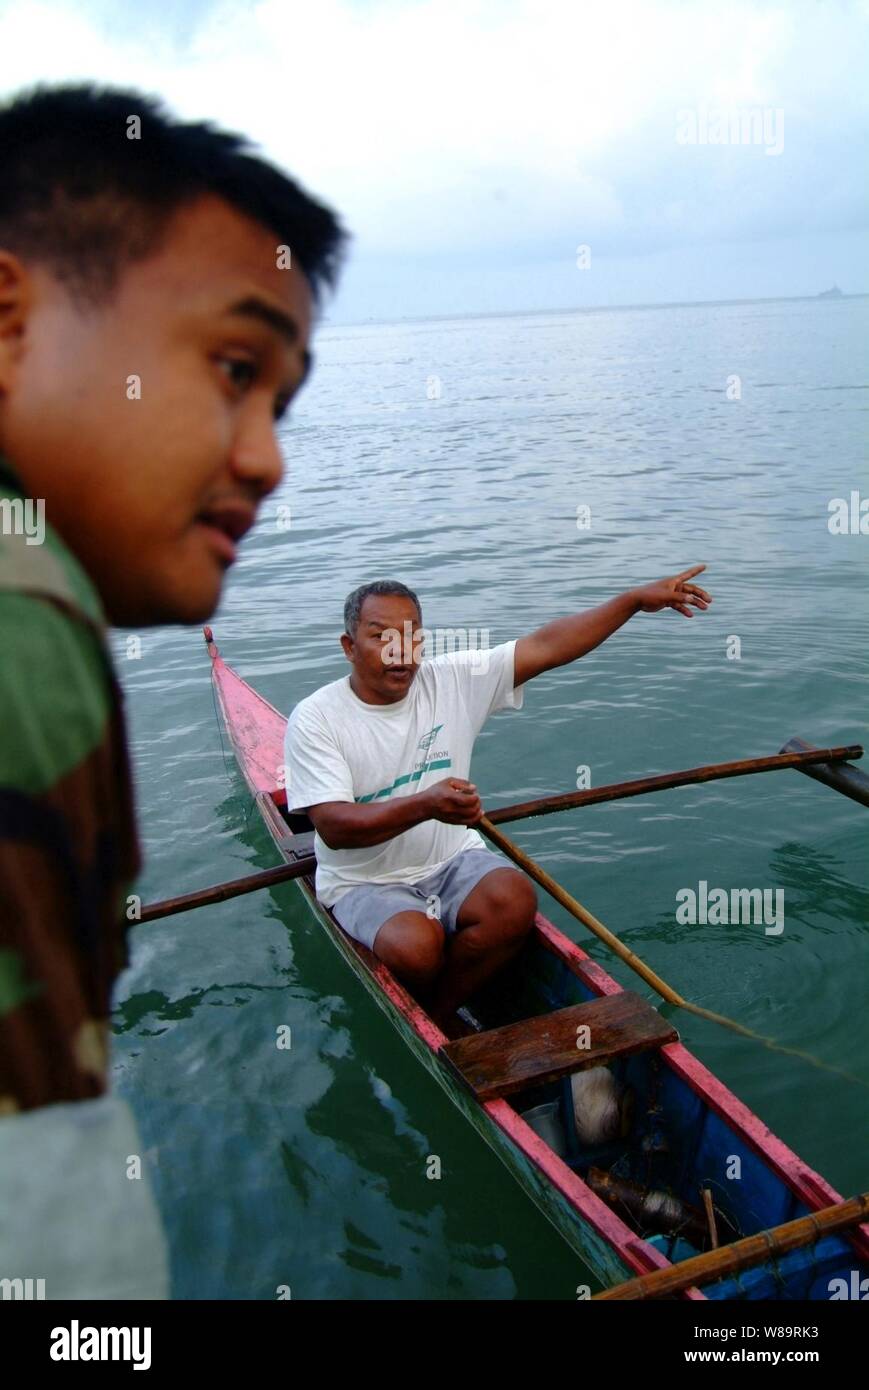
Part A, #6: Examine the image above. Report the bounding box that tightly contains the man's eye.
[218,358,294,421]
[218,356,258,390]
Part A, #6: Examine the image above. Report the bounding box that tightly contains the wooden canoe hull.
[204,629,869,1299]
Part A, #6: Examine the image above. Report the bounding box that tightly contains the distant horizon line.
[325,289,869,331]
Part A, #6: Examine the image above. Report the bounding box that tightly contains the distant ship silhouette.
[817,285,844,299]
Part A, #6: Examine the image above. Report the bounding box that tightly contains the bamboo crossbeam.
[593,1191,869,1300]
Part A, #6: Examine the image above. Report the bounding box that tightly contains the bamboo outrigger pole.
[139,743,865,923]
[593,1191,869,1300]
[485,742,865,827]
[139,856,316,923]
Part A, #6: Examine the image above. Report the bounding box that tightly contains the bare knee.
[481,873,538,939]
[374,911,446,985]
[454,875,537,959]
[510,876,538,928]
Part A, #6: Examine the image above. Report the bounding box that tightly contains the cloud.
[1,0,867,311]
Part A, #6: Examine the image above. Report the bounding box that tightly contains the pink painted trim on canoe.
[533,914,624,995]
[209,642,286,795]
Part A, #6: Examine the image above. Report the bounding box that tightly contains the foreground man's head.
[0,85,346,625]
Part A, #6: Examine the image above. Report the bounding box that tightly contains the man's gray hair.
[344,580,422,638]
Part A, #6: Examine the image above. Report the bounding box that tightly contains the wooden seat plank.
[440,990,678,1101]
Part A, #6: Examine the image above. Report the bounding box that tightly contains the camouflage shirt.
[0,455,140,1112]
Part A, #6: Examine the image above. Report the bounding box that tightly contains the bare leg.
[371,910,446,991]
[426,869,537,1027]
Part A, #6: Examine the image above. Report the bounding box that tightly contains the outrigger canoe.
[204,628,869,1299]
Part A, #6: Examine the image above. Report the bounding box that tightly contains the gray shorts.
[329,847,510,951]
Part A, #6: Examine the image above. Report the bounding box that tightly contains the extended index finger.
[677,564,707,581]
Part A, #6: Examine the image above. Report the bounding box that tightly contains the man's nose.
[229,410,285,496]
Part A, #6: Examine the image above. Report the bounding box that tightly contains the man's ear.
[340,632,354,661]
[0,252,31,395]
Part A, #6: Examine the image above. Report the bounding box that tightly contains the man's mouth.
[195,502,256,565]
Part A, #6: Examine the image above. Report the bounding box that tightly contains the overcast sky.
[1,0,866,322]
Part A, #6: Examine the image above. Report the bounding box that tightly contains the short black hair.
[344,580,422,638]
[0,84,347,306]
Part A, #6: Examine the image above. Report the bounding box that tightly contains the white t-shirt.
[284,640,524,907]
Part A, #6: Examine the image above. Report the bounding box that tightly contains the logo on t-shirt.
[417,724,444,751]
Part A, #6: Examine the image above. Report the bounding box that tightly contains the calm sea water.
[112,296,869,1300]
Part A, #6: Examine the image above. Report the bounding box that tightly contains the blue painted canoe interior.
[466,938,862,1299]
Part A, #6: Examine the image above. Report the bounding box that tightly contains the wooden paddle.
[138,742,864,924]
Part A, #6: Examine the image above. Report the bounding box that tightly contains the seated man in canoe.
[285,572,710,1033]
